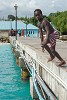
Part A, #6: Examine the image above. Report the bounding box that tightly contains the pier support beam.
[19,57,30,79]
[19,57,26,69]
[14,49,20,65]
[12,46,16,52]
[30,77,39,100]
[21,69,30,80]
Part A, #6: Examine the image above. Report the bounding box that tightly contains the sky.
[0,0,67,18]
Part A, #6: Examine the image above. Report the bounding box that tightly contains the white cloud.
[0,0,67,18]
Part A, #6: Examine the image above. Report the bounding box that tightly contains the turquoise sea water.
[0,44,33,100]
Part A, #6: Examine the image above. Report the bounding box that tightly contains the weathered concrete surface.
[18,36,67,68]
[18,37,67,99]
[10,36,67,100]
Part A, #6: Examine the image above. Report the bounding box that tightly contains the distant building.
[0,20,39,38]
[24,24,39,37]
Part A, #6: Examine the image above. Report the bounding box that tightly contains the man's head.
[34,9,43,21]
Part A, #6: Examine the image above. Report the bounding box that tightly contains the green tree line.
[48,11,67,35]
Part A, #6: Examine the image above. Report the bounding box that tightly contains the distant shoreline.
[0,43,10,45]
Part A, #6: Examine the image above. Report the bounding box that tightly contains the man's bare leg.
[43,45,55,61]
[51,46,66,66]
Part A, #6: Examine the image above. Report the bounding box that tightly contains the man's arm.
[38,22,43,43]
[39,28,45,52]
[39,28,43,43]
[41,20,50,45]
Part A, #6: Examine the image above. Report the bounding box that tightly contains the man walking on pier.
[34,9,66,66]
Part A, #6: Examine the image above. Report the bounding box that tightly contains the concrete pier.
[9,36,67,100]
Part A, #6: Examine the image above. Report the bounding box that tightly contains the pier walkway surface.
[10,36,67,100]
[18,36,67,68]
